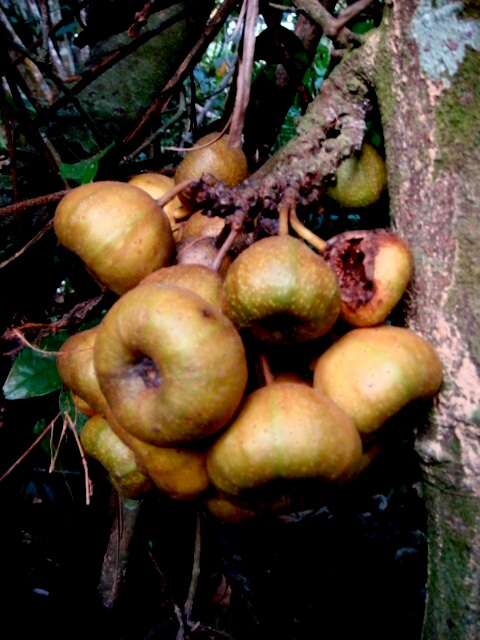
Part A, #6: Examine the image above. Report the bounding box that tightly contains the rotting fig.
[324,229,413,326]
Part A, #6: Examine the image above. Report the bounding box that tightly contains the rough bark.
[374,2,480,639]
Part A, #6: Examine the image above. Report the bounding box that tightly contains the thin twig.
[0,414,59,483]
[49,416,68,473]
[289,207,326,252]
[260,354,274,386]
[65,412,92,505]
[0,220,53,270]
[163,117,231,152]
[0,189,67,217]
[212,211,246,271]
[121,0,240,155]
[156,180,194,208]
[228,0,258,149]
[184,511,202,624]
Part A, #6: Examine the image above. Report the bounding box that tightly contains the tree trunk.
[374,2,480,638]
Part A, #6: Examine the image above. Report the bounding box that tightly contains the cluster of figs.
[54,134,443,522]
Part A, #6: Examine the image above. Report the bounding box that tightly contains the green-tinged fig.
[313,326,443,435]
[327,143,387,208]
[206,382,362,496]
[81,415,152,497]
[54,181,174,294]
[94,283,248,446]
[223,236,341,343]
[128,172,188,239]
[57,328,110,416]
[324,230,413,326]
[140,264,223,309]
[174,133,248,206]
[104,409,209,500]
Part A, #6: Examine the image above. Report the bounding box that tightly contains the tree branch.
[118,0,240,157]
[190,29,379,221]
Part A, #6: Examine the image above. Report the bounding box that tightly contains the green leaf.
[59,389,88,433]
[3,332,69,400]
[59,143,114,185]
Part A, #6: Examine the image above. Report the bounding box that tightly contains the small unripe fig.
[81,415,152,498]
[54,181,174,294]
[180,211,225,243]
[324,230,413,326]
[57,327,109,416]
[313,326,443,435]
[327,143,387,208]
[223,236,341,343]
[174,133,248,205]
[128,172,188,239]
[140,264,223,309]
[206,382,362,496]
[94,283,248,446]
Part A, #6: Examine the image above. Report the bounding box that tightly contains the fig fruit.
[313,326,443,436]
[54,181,174,294]
[94,283,248,446]
[327,143,387,208]
[174,133,248,204]
[324,230,413,326]
[97,409,209,500]
[57,327,110,416]
[81,415,152,498]
[179,211,225,243]
[223,235,341,343]
[206,382,362,496]
[140,264,223,309]
[176,236,231,276]
[128,172,188,238]
[72,393,96,417]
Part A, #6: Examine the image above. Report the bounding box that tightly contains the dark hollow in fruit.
[324,230,413,327]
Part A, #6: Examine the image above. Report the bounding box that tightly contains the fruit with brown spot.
[94,283,248,446]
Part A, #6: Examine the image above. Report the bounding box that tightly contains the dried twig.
[65,412,92,505]
[184,511,202,625]
[229,0,259,149]
[0,220,53,270]
[292,0,373,44]
[0,190,67,217]
[120,0,240,156]
[0,414,60,483]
